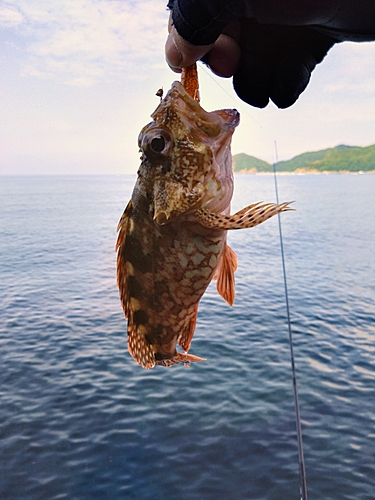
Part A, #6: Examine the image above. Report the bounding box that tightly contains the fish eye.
[141,128,172,161]
[150,136,165,153]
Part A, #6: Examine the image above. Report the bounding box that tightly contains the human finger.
[202,20,241,77]
[165,25,213,72]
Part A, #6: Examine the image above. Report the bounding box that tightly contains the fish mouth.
[166,83,240,194]
[153,81,240,140]
[177,83,239,136]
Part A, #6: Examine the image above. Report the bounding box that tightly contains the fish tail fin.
[156,352,206,367]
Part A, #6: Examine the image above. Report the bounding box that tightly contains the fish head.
[137,81,240,224]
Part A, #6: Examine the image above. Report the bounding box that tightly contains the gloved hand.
[230,20,337,108]
[165,0,375,108]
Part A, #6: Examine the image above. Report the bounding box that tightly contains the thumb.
[165,26,212,72]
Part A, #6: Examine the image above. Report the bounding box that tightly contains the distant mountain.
[233,144,375,173]
[232,153,274,173]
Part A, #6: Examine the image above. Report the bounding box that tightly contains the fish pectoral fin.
[213,242,238,306]
[177,305,198,352]
[195,201,294,230]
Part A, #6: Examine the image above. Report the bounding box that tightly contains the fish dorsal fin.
[116,200,156,369]
[213,242,238,306]
[128,324,156,369]
[116,200,133,318]
[195,201,293,230]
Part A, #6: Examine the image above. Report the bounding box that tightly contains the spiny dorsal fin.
[213,242,238,306]
[116,200,133,318]
[128,324,156,369]
[195,201,293,230]
[116,200,156,369]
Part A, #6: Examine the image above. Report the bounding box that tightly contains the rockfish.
[116,67,291,369]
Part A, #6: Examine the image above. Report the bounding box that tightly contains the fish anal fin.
[214,242,238,306]
[195,201,293,230]
[177,305,198,352]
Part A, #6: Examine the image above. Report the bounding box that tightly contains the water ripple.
[1,175,375,499]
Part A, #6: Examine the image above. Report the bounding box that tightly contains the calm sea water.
[1,174,374,500]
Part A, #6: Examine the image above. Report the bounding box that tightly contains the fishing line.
[200,64,266,131]
[201,65,308,499]
[273,141,308,500]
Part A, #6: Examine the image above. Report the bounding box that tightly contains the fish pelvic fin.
[195,201,294,230]
[155,352,206,368]
[213,242,238,306]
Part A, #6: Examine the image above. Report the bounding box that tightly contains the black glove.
[231,20,338,108]
[167,0,375,108]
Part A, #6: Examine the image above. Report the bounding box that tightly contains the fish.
[116,65,291,369]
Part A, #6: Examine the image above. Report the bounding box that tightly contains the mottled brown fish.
[116,66,291,369]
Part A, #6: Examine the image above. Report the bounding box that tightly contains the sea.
[1,173,374,500]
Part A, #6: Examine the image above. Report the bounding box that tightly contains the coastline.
[234,169,375,175]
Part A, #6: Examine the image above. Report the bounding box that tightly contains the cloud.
[0,6,23,26]
[322,41,375,94]
[5,0,169,86]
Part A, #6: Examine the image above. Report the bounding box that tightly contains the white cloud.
[0,6,23,26]
[5,0,169,86]
[322,41,375,94]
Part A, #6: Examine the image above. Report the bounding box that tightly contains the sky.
[1,0,375,175]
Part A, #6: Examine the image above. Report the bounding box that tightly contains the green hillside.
[233,144,375,173]
[233,153,273,172]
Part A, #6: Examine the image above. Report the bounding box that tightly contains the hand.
[166,15,241,78]
[165,13,337,108]
[231,19,337,108]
